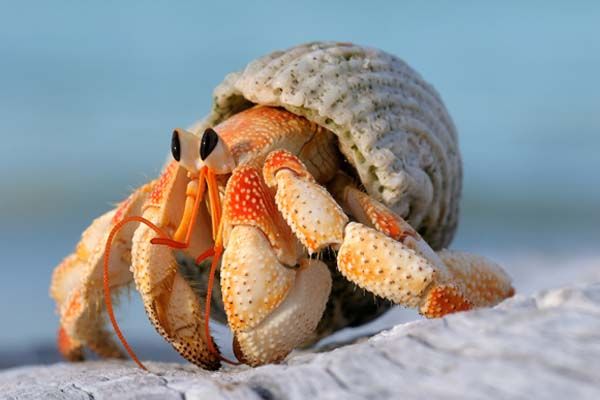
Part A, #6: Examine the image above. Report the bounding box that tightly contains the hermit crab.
[50,42,514,370]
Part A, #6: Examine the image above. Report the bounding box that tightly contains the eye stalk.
[171,128,203,173]
[200,128,219,160]
[199,127,235,174]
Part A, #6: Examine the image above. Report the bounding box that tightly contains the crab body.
[50,42,514,370]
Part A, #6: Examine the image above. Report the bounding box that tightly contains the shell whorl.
[197,41,462,249]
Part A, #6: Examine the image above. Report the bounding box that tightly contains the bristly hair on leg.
[103,167,220,370]
[103,215,175,370]
[177,255,227,324]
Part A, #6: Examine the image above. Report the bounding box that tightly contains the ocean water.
[0,2,599,367]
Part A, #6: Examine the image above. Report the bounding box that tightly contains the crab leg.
[220,166,331,366]
[330,175,514,315]
[263,150,514,318]
[50,180,155,361]
[129,162,221,370]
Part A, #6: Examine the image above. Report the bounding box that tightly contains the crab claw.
[222,226,331,366]
[220,165,331,365]
[130,162,220,369]
[221,225,296,332]
[232,258,331,366]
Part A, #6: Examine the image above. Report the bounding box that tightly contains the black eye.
[200,128,219,160]
[171,130,181,162]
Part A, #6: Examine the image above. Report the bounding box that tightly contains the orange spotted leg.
[263,151,514,318]
[51,180,155,365]
[328,173,514,316]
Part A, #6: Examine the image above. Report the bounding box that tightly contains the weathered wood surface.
[1,283,599,400]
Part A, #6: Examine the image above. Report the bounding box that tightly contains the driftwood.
[1,283,599,400]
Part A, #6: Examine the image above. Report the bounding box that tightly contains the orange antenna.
[206,169,222,239]
[103,215,172,370]
[200,169,240,365]
[104,167,239,368]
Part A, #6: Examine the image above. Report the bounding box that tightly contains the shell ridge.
[203,41,462,249]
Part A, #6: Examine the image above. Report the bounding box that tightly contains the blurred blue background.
[1,1,598,367]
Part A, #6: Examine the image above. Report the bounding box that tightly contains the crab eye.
[171,130,181,162]
[200,128,219,161]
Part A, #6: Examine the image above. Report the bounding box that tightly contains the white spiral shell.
[197,41,462,249]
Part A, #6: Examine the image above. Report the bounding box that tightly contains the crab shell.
[192,41,461,251]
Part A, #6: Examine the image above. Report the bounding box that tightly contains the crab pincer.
[219,165,331,366]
